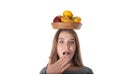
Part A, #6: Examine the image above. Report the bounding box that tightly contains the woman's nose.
[64,43,70,49]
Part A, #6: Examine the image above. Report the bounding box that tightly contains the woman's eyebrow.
[70,39,75,40]
[58,38,64,40]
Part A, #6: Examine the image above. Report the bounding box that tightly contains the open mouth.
[63,52,70,55]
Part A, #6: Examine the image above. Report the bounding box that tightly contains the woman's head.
[50,29,83,67]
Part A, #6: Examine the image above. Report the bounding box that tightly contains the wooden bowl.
[51,22,82,29]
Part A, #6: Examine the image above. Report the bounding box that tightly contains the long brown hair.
[50,29,83,67]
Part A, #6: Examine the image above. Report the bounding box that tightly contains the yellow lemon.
[72,17,81,23]
[63,10,73,18]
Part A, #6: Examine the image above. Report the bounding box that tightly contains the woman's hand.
[46,55,72,74]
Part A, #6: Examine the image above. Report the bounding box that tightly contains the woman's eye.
[59,41,64,44]
[69,41,75,44]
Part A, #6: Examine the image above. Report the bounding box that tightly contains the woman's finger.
[61,63,71,72]
[59,55,71,68]
[56,55,67,65]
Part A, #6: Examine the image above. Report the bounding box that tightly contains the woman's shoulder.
[64,66,93,74]
[39,66,47,74]
[81,66,93,73]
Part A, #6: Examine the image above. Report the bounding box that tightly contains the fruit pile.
[53,10,81,23]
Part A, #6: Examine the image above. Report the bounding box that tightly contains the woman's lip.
[63,52,70,55]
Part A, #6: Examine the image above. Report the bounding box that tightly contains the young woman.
[40,29,93,74]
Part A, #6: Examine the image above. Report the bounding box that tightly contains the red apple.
[53,15,61,23]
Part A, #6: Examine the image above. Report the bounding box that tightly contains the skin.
[57,31,76,59]
[47,31,76,74]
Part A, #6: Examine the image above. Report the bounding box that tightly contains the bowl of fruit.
[51,10,82,29]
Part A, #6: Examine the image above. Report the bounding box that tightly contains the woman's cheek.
[57,45,63,58]
[71,47,76,57]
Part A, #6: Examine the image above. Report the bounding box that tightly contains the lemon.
[72,17,81,23]
[63,10,73,18]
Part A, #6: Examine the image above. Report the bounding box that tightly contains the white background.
[0,0,120,74]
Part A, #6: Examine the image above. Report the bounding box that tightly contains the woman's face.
[57,31,76,59]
